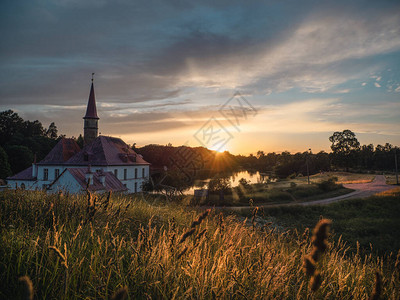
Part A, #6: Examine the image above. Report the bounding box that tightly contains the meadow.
[202,172,358,206]
[0,189,399,299]
[234,188,400,257]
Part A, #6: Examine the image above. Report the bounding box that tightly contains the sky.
[0,0,399,155]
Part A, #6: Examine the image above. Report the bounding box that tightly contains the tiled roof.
[67,168,127,192]
[83,82,99,119]
[66,136,150,166]
[7,166,35,181]
[38,138,81,165]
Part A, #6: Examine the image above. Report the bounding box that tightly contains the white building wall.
[7,179,38,190]
[103,165,149,193]
[48,171,83,194]
[10,164,149,194]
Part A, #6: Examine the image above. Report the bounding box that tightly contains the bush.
[318,177,339,192]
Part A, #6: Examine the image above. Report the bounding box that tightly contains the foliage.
[0,110,60,177]
[329,130,360,170]
[3,145,34,174]
[317,177,340,192]
[0,190,398,299]
[0,145,12,179]
[208,177,231,193]
[252,190,400,256]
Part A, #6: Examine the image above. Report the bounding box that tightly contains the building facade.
[7,80,150,194]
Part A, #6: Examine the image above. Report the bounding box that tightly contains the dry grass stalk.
[252,207,259,231]
[190,209,210,228]
[303,219,331,292]
[48,245,68,269]
[177,246,188,259]
[19,276,33,300]
[111,286,128,300]
[218,213,225,234]
[310,271,322,292]
[303,256,316,276]
[179,228,195,244]
[369,271,382,300]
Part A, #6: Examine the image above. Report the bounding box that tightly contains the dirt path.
[220,175,397,210]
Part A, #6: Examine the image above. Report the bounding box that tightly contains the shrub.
[318,177,339,192]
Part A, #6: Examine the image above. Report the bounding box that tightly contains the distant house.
[7,79,150,193]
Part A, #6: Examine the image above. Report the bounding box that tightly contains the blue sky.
[0,0,399,154]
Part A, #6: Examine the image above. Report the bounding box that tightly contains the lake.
[184,170,272,195]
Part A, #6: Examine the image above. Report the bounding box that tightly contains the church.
[7,79,150,194]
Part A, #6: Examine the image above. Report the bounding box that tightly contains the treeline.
[1,109,398,183]
[0,110,61,180]
[136,130,399,180]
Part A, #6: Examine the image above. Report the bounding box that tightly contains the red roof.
[38,138,81,165]
[66,136,150,166]
[83,82,99,119]
[66,168,127,192]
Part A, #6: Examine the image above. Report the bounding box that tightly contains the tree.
[256,150,265,159]
[208,177,231,193]
[23,120,45,137]
[329,130,360,171]
[4,145,34,174]
[0,110,24,145]
[46,122,58,139]
[76,134,84,149]
[0,146,11,179]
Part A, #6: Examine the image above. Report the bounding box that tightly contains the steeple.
[83,73,99,145]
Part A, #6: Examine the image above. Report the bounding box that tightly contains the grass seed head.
[303,255,316,276]
[310,271,322,292]
[111,286,128,300]
[179,228,196,244]
[19,276,33,300]
[369,271,382,300]
[190,209,210,228]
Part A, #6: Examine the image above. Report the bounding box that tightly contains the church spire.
[83,73,99,145]
[84,73,99,119]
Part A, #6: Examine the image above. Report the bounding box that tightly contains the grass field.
[235,189,400,257]
[1,189,399,299]
[385,174,400,185]
[202,173,356,206]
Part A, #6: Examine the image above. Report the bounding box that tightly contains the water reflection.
[184,171,272,194]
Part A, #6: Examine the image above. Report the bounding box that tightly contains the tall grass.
[0,190,399,299]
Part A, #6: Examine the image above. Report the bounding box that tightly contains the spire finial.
[91,72,95,82]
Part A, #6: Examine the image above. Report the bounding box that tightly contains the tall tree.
[329,130,360,171]
[46,122,58,139]
[0,146,12,179]
[4,145,34,174]
[0,110,24,145]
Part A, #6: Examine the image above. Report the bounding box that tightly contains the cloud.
[374,82,382,88]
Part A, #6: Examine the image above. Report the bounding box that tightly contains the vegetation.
[235,189,400,256]
[0,110,60,176]
[201,176,351,206]
[1,189,399,299]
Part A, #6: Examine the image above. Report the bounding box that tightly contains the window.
[55,169,60,178]
[142,168,145,178]
[124,169,127,180]
[135,168,138,179]
[114,169,118,178]
[44,169,48,180]
[134,182,137,193]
